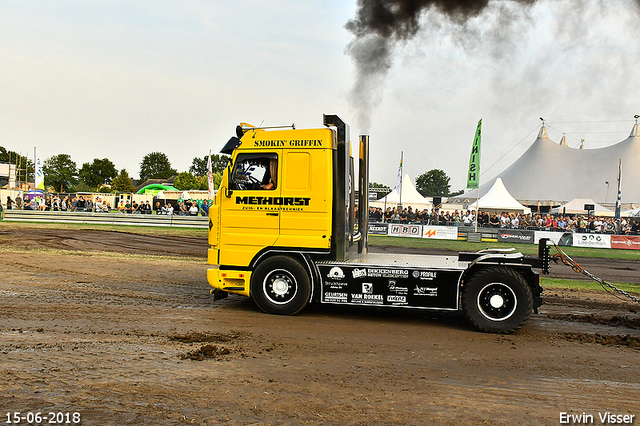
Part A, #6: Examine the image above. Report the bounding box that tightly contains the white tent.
[468,178,531,214]
[370,174,432,210]
[551,198,612,216]
[454,123,640,204]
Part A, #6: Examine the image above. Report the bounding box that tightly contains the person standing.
[6,196,14,210]
[200,200,209,217]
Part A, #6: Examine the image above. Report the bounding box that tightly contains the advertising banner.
[422,225,458,240]
[534,231,573,246]
[318,264,461,310]
[467,119,482,189]
[388,224,422,238]
[572,233,611,249]
[610,235,640,250]
[368,223,389,235]
[497,229,535,244]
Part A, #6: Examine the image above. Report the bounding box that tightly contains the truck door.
[278,148,333,251]
[219,151,281,267]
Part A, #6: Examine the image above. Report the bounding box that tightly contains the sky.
[1,0,639,191]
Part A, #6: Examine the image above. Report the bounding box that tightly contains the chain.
[551,243,640,304]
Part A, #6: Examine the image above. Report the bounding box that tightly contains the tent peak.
[559,133,568,147]
[537,126,548,139]
[630,123,639,138]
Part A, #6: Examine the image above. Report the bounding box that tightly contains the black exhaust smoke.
[344,0,530,131]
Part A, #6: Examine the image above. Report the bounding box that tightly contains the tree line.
[2,146,462,197]
[1,146,229,194]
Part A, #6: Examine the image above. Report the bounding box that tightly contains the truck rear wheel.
[462,266,533,333]
[252,255,311,315]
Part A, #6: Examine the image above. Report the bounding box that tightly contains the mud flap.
[211,288,228,301]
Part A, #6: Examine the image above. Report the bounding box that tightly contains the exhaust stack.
[358,135,369,254]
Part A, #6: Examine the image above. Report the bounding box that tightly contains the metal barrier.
[1,210,209,229]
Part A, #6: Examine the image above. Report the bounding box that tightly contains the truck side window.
[229,153,278,191]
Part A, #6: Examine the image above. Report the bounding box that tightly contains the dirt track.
[1,226,639,425]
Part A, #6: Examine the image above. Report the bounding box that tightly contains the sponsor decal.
[234,195,310,211]
[423,271,437,279]
[388,280,409,294]
[572,233,611,249]
[387,295,407,304]
[362,283,373,294]
[414,285,438,297]
[324,292,348,302]
[362,294,384,304]
[389,224,422,238]
[327,267,345,280]
[500,233,531,241]
[497,230,534,244]
[422,226,458,240]
[253,139,323,148]
[413,270,437,280]
[325,281,348,289]
[366,268,409,279]
[368,223,389,235]
[350,293,384,305]
[611,235,640,250]
[352,268,367,279]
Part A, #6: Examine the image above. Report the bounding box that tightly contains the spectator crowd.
[1,194,211,217]
[367,206,640,235]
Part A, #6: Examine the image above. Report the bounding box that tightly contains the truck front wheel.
[462,267,533,333]
[252,256,311,315]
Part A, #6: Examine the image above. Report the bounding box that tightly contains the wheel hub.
[477,282,517,321]
[270,276,291,297]
[489,294,505,308]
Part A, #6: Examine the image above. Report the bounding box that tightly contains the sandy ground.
[0,225,639,425]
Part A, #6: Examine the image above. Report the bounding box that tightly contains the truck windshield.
[229,153,278,191]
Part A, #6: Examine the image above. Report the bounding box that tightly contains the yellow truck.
[207,114,550,333]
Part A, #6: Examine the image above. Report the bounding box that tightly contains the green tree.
[173,171,200,191]
[111,169,137,193]
[196,173,222,190]
[189,154,229,176]
[69,181,94,193]
[78,158,117,189]
[415,169,451,197]
[139,152,177,181]
[43,154,77,192]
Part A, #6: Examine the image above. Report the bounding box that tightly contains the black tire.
[462,266,533,333]
[251,256,311,315]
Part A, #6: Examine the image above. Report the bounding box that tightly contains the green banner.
[467,119,482,189]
